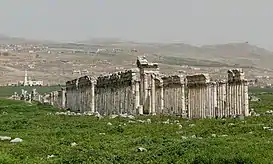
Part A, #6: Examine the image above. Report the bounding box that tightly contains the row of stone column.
[62,68,249,119]
[187,80,249,119]
[48,89,66,109]
[140,74,186,116]
[95,85,135,115]
[226,81,249,117]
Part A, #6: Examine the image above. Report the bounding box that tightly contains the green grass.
[249,91,273,114]
[249,87,273,93]
[0,85,63,98]
[0,94,273,163]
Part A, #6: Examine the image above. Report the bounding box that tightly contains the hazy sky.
[1,0,273,49]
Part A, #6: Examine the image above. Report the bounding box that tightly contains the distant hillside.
[78,38,273,69]
[0,34,55,44]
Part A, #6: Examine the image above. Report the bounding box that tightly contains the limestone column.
[143,73,148,113]
[135,81,141,114]
[196,86,199,118]
[238,82,242,115]
[151,75,156,115]
[190,87,194,118]
[207,83,211,118]
[196,85,199,118]
[174,87,177,115]
[90,81,95,113]
[181,83,185,116]
[243,80,249,116]
[191,87,194,118]
[234,83,238,115]
[199,85,202,118]
[61,88,66,108]
[124,86,128,114]
[223,83,227,117]
[103,87,107,115]
[50,92,54,105]
[226,83,230,116]
[191,87,195,118]
[201,86,205,118]
[229,83,233,115]
[212,82,217,118]
[188,88,191,119]
[216,83,220,117]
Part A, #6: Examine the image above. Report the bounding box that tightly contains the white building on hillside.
[18,71,44,86]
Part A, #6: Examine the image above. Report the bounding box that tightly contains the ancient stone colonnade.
[47,56,249,119]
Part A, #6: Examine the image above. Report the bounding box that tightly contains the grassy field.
[0,85,63,98]
[249,87,273,93]
[0,91,273,163]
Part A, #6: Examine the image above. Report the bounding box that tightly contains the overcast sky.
[0,0,273,49]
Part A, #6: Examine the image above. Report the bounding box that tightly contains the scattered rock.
[178,124,183,129]
[228,123,235,126]
[181,136,188,140]
[163,119,170,124]
[107,122,112,126]
[263,127,271,130]
[10,138,23,143]
[137,120,145,123]
[47,155,55,159]
[174,120,180,123]
[2,111,8,115]
[109,115,118,119]
[265,110,273,114]
[127,115,135,119]
[189,124,195,127]
[128,120,136,123]
[212,134,217,137]
[137,147,147,152]
[0,136,11,141]
[83,111,93,116]
[99,133,106,135]
[71,142,77,147]
[146,119,151,124]
[119,113,135,119]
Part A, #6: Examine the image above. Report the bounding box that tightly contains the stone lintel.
[96,69,139,88]
[228,68,245,83]
[136,56,159,69]
[186,73,210,85]
[78,75,97,88]
[161,74,185,88]
[228,79,248,84]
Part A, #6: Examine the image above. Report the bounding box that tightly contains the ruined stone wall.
[158,75,185,115]
[186,70,249,119]
[65,79,80,111]
[96,69,140,115]
[78,76,95,113]
[186,73,215,118]
[227,69,249,117]
[47,89,66,109]
[43,56,250,120]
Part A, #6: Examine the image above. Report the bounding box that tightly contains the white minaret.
[24,70,28,86]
